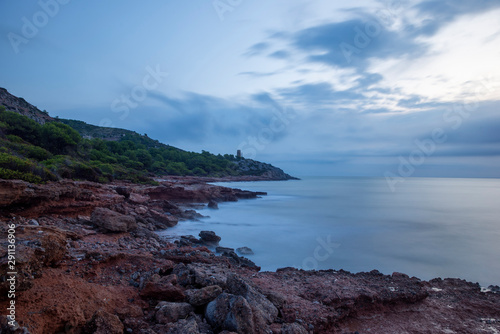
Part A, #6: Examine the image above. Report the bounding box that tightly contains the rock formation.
[0,177,499,334]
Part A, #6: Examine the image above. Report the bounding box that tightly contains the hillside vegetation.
[0,106,283,184]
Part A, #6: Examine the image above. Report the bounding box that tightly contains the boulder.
[134,205,148,215]
[186,285,223,306]
[179,235,200,247]
[83,310,124,334]
[140,282,185,301]
[205,293,255,333]
[91,208,137,233]
[173,263,228,288]
[114,186,131,199]
[164,316,200,334]
[40,232,67,267]
[208,200,219,209]
[216,246,235,254]
[181,209,204,220]
[199,231,221,245]
[221,251,259,270]
[149,209,178,229]
[128,193,149,204]
[226,274,278,332]
[155,302,193,324]
[236,247,254,255]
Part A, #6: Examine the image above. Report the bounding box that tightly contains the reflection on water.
[158,177,500,286]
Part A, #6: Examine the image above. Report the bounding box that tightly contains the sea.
[158,177,500,287]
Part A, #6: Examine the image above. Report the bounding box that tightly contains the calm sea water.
[159,177,500,286]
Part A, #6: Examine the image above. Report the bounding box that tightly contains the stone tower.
[237,150,242,158]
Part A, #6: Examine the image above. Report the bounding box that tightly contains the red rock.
[128,193,149,204]
[91,207,137,233]
[83,310,124,334]
[140,282,185,301]
[148,209,178,228]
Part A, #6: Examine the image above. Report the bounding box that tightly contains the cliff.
[0,88,53,125]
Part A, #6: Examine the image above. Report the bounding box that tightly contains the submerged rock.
[236,247,254,255]
[208,200,219,209]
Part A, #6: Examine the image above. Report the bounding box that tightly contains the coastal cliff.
[0,87,297,183]
[0,178,499,334]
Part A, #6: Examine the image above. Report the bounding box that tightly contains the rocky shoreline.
[1,177,499,334]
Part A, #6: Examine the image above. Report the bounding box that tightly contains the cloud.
[238,70,282,78]
[412,0,500,36]
[269,50,290,59]
[354,72,383,88]
[277,82,364,106]
[291,18,425,70]
[243,42,271,57]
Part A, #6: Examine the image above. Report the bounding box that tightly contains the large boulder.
[205,293,255,333]
[148,209,178,229]
[114,186,131,199]
[40,231,67,267]
[173,263,229,288]
[90,207,137,233]
[199,231,221,245]
[155,302,193,324]
[83,310,124,334]
[185,285,223,306]
[140,282,185,301]
[226,274,279,332]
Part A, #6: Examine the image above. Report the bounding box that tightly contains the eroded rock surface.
[0,177,498,334]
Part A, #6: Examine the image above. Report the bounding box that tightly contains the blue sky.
[1,0,500,178]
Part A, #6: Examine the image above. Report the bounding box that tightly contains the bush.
[0,152,57,183]
[40,122,81,154]
[0,167,43,184]
[0,109,41,144]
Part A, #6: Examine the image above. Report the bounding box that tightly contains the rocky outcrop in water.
[235,159,299,180]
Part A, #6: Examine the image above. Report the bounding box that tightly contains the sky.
[1,0,500,178]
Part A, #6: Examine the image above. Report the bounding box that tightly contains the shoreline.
[0,177,499,333]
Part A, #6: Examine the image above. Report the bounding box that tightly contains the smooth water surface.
[159,177,500,286]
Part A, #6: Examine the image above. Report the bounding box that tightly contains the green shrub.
[0,109,42,144]
[6,135,24,143]
[40,122,81,154]
[0,152,57,183]
[0,167,43,183]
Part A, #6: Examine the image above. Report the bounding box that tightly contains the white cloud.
[370,9,500,107]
